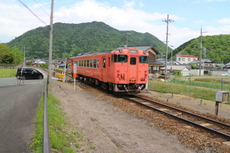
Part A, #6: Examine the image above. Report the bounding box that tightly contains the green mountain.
[8,21,167,59]
[172,34,230,63]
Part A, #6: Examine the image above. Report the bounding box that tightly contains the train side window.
[87,60,89,67]
[90,59,93,68]
[130,57,136,65]
[103,58,106,68]
[97,59,99,68]
[93,59,96,68]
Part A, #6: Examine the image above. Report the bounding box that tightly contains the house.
[191,58,216,71]
[176,55,198,64]
[118,45,160,73]
[224,62,230,69]
[162,65,190,76]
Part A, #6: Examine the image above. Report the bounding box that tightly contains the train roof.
[71,50,112,58]
[70,45,157,59]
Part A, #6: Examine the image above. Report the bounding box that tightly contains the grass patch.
[170,79,230,90]
[149,80,216,101]
[30,93,95,153]
[0,69,17,78]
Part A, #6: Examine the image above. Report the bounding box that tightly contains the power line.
[34,0,49,17]
[18,0,47,25]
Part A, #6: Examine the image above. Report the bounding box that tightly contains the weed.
[30,93,95,152]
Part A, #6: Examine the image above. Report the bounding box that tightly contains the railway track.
[124,95,230,141]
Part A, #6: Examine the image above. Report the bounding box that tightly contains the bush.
[173,70,181,76]
[41,63,48,68]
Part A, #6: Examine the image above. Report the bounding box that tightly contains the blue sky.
[1,0,230,48]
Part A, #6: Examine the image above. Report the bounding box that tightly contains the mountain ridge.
[8,21,167,59]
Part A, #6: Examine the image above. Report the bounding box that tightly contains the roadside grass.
[149,80,217,101]
[170,79,230,90]
[0,69,17,78]
[30,93,95,153]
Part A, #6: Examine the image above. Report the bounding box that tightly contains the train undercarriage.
[78,75,146,93]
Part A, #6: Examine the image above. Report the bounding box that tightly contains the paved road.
[0,78,44,153]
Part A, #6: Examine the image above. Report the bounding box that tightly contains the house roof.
[191,58,215,64]
[117,45,159,54]
[178,55,198,58]
[149,60,164,66]
[162,66,189,70]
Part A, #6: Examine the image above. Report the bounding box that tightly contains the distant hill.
[8,21,167,59]
[172,34,230,63]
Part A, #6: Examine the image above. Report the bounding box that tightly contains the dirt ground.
[49,81,230,153]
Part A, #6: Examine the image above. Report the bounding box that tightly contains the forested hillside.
[8,21,166,59]
[172,34,230,63]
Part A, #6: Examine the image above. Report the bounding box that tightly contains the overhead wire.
[18,0,47,25]
[34,0,50,17]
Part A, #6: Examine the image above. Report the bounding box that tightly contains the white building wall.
[189,69,204,75]
[176,55,198,64]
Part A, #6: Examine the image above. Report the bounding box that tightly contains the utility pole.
[23,46,26,67]
[48,0,54,83]
[199,27,207,76]
[162,14,174,74]
[126,32,130,47]
[170,45,174,71]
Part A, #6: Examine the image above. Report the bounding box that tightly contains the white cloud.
[0,0,49,42]
[195,20,207,24]
[54,0,186,47]
[0,0,229,49]
[218,18,230,24]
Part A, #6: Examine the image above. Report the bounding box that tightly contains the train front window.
[130,57,136,65]
[113,55,127,63]
[139,56,148,63]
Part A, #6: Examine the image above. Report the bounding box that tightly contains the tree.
[0,43,11,63]
[11,46,23,65]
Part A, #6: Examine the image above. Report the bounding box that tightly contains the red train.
[70,47,149,93]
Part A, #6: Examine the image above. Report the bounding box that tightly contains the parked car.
[16,67,43,80]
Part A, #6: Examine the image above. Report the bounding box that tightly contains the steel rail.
[124,96,230,141]
[135,95,230,128]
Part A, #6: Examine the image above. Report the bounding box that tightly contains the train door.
[102,56,107,81]
[128,55,138,82]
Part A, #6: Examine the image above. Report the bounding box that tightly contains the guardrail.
[43,78,50,153]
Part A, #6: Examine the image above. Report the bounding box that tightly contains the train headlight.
[119,49,123,53]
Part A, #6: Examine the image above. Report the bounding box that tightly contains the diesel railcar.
[70,47,149,92]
